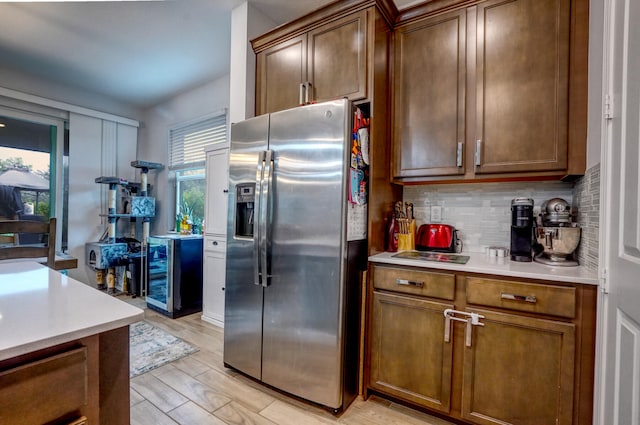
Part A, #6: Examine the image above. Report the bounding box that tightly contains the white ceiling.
[0,0,416,110]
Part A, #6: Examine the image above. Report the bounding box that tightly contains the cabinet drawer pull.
[501,292,537,303]
[212,241,218,246]
[396,278,424,288]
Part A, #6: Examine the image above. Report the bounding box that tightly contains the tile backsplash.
[403,164,600,271]
[403,169,601,272]
[572,164,600,272]
[403,181,575,254]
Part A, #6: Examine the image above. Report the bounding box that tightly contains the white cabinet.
[202,236,226,326]
[204,148,229,236]
[202,146,229,327]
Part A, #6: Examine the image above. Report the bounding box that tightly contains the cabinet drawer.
[465,277,576,318]
[204,236,226,253]
[0,347,87,425]
[372,265,455,300]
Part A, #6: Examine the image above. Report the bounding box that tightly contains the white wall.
[138,75,230,235]
[229,2,276,123]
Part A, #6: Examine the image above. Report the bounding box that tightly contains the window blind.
[169,112,226,170]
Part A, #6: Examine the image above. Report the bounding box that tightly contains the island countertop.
[0,261,143,361]
[369,251,599,285]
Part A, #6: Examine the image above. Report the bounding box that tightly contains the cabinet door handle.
[444,308,467,342]
[475,139,482,166]
[456,142,464,167]
[299,83,305,105]
[444,309,485,347]
[444,313,452,343]
[501,292,537,303]
[223,189,229,193]
[305,81,312,104]
[396,278,424,288]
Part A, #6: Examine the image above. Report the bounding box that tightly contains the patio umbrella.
[0,168,49,191]
[0,168,50,215]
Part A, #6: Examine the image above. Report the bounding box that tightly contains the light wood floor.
[131,306,455,425]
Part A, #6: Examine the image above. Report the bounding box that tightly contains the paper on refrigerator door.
[347,203,367,241]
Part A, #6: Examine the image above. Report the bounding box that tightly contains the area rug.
[129,321,199,378]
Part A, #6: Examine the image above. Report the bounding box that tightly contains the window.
[0,111,68,250]
[169,111,227,230]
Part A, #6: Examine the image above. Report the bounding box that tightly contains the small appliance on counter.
[510,198,534,262]
[534,198,581,266]
[416,223,461,253]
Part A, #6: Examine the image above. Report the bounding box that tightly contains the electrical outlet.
[431,205,442,223]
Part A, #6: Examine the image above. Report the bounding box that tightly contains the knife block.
[397,219,416,251]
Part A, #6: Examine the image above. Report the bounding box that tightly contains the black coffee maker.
[510,198,534,262]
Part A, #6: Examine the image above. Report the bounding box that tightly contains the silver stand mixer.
[534,198,581,267]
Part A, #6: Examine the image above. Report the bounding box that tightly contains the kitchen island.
[0,261,143,425]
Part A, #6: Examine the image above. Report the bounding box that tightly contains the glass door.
[146,236,173,312]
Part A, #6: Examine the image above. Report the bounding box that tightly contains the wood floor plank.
[259,400,337,425]
[214,401,279,425]
[131,372,189,412]
[170,354,212,377]
[175,328,223,353]
[128,306,455,425]
[190,348,237,376]
[339,397,454,425]
[229,372,338,418]
[131,388,145,407]
[154,364,232,412]
[130,400,179,425]
[168,401,228,425]
[387,401,455,425]
[195,368,276,413]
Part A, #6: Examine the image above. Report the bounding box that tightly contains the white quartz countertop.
[369,251,599,285]
[0,261,144,361]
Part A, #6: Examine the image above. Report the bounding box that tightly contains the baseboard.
[201,313,224,328]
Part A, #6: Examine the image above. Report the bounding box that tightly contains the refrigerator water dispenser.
[235,183,255,237]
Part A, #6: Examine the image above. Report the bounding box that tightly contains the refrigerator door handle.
[260,149,274,287]
[253,151,266,286]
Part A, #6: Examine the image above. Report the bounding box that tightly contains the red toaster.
[416,224,459,252]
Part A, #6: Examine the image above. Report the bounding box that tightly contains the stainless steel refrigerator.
[224,99,367,412]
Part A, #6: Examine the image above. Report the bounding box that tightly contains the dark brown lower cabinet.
[366,264,596,425]
[369,291,454,413]
[461,309,576,425]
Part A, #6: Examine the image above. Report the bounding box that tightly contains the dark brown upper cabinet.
[393,9,467,178]
[255,10,369,116]
[392,0,586,183]
[473,0,570,175]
